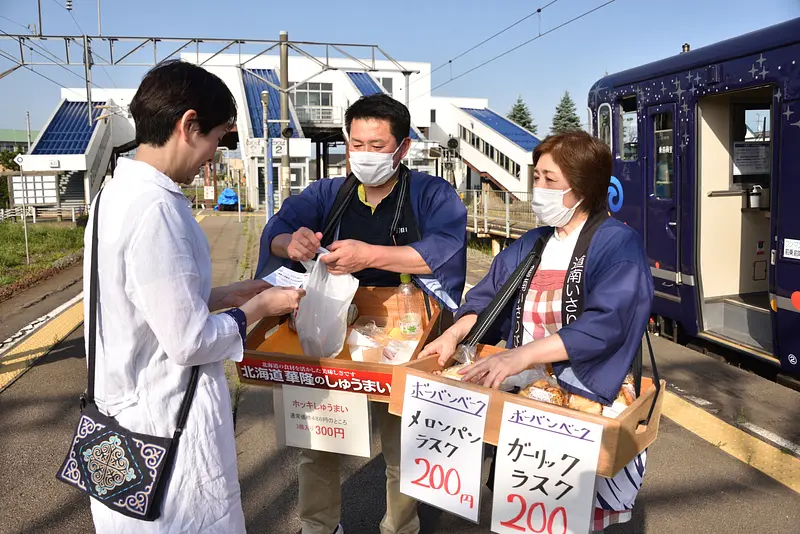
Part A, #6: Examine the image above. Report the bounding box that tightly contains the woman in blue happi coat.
[420,131,654,533]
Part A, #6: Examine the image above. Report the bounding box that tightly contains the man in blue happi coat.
[256,94,467,534]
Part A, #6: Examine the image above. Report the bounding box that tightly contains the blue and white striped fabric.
[595,449,647,511]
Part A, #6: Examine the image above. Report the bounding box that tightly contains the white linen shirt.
[83,158,245,533]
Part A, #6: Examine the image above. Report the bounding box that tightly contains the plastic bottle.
[396,274,423,339]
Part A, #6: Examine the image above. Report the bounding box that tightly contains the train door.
[644,103,681,312]
[773,97,800,374]
[696,88,774,361]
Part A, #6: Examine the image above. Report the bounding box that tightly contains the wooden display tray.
[237,286,445,403]
[389,344,665,478]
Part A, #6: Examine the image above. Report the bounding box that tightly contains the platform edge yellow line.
[0,301,84,393]
[663,391,800,494]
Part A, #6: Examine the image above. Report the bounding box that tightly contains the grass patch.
[0,221,84,287]
[467,235,494,255]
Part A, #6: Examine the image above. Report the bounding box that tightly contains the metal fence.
[0,205,87,224]
[294,106,343,125]
[460,190,538,239]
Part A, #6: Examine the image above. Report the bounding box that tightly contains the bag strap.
[84,188,200,436]
[320,174,359,248]
[638,330,662,426]
[462,235,548,347]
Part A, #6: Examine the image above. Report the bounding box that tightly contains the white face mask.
[531,187,583,228]
[349,144,403,187]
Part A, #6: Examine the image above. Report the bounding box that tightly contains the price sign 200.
[500,495,567,534]
[410,458,475,508]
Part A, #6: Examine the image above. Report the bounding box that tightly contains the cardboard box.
[389,344,665,478]
[237,286,447,402]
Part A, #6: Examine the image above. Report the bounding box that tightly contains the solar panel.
[242,69,299,139]
[460,108,540,151]
[31,101,106,155]
[345,72,422,141]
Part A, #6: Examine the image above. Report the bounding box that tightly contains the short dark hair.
[129,60,237,147]
[345,93,410,146]
[532,131,612,215]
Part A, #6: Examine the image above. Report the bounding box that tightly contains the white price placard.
[784,238,800,260]
[282,385,371,457]
[204,186,215,201]
[491,402,603,534]
[400,374,489,522]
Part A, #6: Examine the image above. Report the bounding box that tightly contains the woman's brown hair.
[532,130,612,214]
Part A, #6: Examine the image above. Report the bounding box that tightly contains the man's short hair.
[130,60,237,147]
[345,93,411,146]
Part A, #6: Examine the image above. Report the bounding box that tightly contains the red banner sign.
[238,358,394,396]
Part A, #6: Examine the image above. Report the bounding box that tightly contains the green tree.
[0,149,22,209]
[0,149,21,172]
[507,95,537,134]
[551,91,583,135]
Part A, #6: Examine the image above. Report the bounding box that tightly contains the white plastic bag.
[295,251,359,358]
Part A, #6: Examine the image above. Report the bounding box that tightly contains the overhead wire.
[408,0,560,90]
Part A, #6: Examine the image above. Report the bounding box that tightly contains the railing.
[460,189,538,239]
[294,106,343,125]
[0,205,88,223]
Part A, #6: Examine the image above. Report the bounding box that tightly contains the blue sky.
[0,0,798,135]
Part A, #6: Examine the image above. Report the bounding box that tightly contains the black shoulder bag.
[56,188,200,521]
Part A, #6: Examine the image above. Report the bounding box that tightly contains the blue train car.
[588,17,800,374]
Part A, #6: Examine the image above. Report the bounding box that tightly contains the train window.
[653,112,674,199]
[619,97,638,160]
[598,103,612,150]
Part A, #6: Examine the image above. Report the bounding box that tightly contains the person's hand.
[287,227,323,262]
[319,239,373,275]
[219,279,271,309]
[241,286,305,321]
[459,347,534,389]
[418,331,461,366]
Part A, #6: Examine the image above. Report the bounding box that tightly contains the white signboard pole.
[16,159,30,265]
[491,402,603,534]
[282,384,371,458]
[400,375,490,523]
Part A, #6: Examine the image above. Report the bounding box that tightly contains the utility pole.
[97,0,102,36]
[37,0,43,36]
[26,112,31,152]
[279,30,291,207]
[83,35,93,126]
[262,90,273,223]
[403,71,411,108]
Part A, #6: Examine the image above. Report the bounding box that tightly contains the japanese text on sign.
[491,402,603,534]
[282,385,371,457]
[239,358,393,396]
[400,375,489,523]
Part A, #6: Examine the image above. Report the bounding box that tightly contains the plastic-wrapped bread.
[567,394,604,415]
[518,379,569,406]
[434,363,470,381]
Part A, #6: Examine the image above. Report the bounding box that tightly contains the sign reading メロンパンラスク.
[400,375,490,523]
